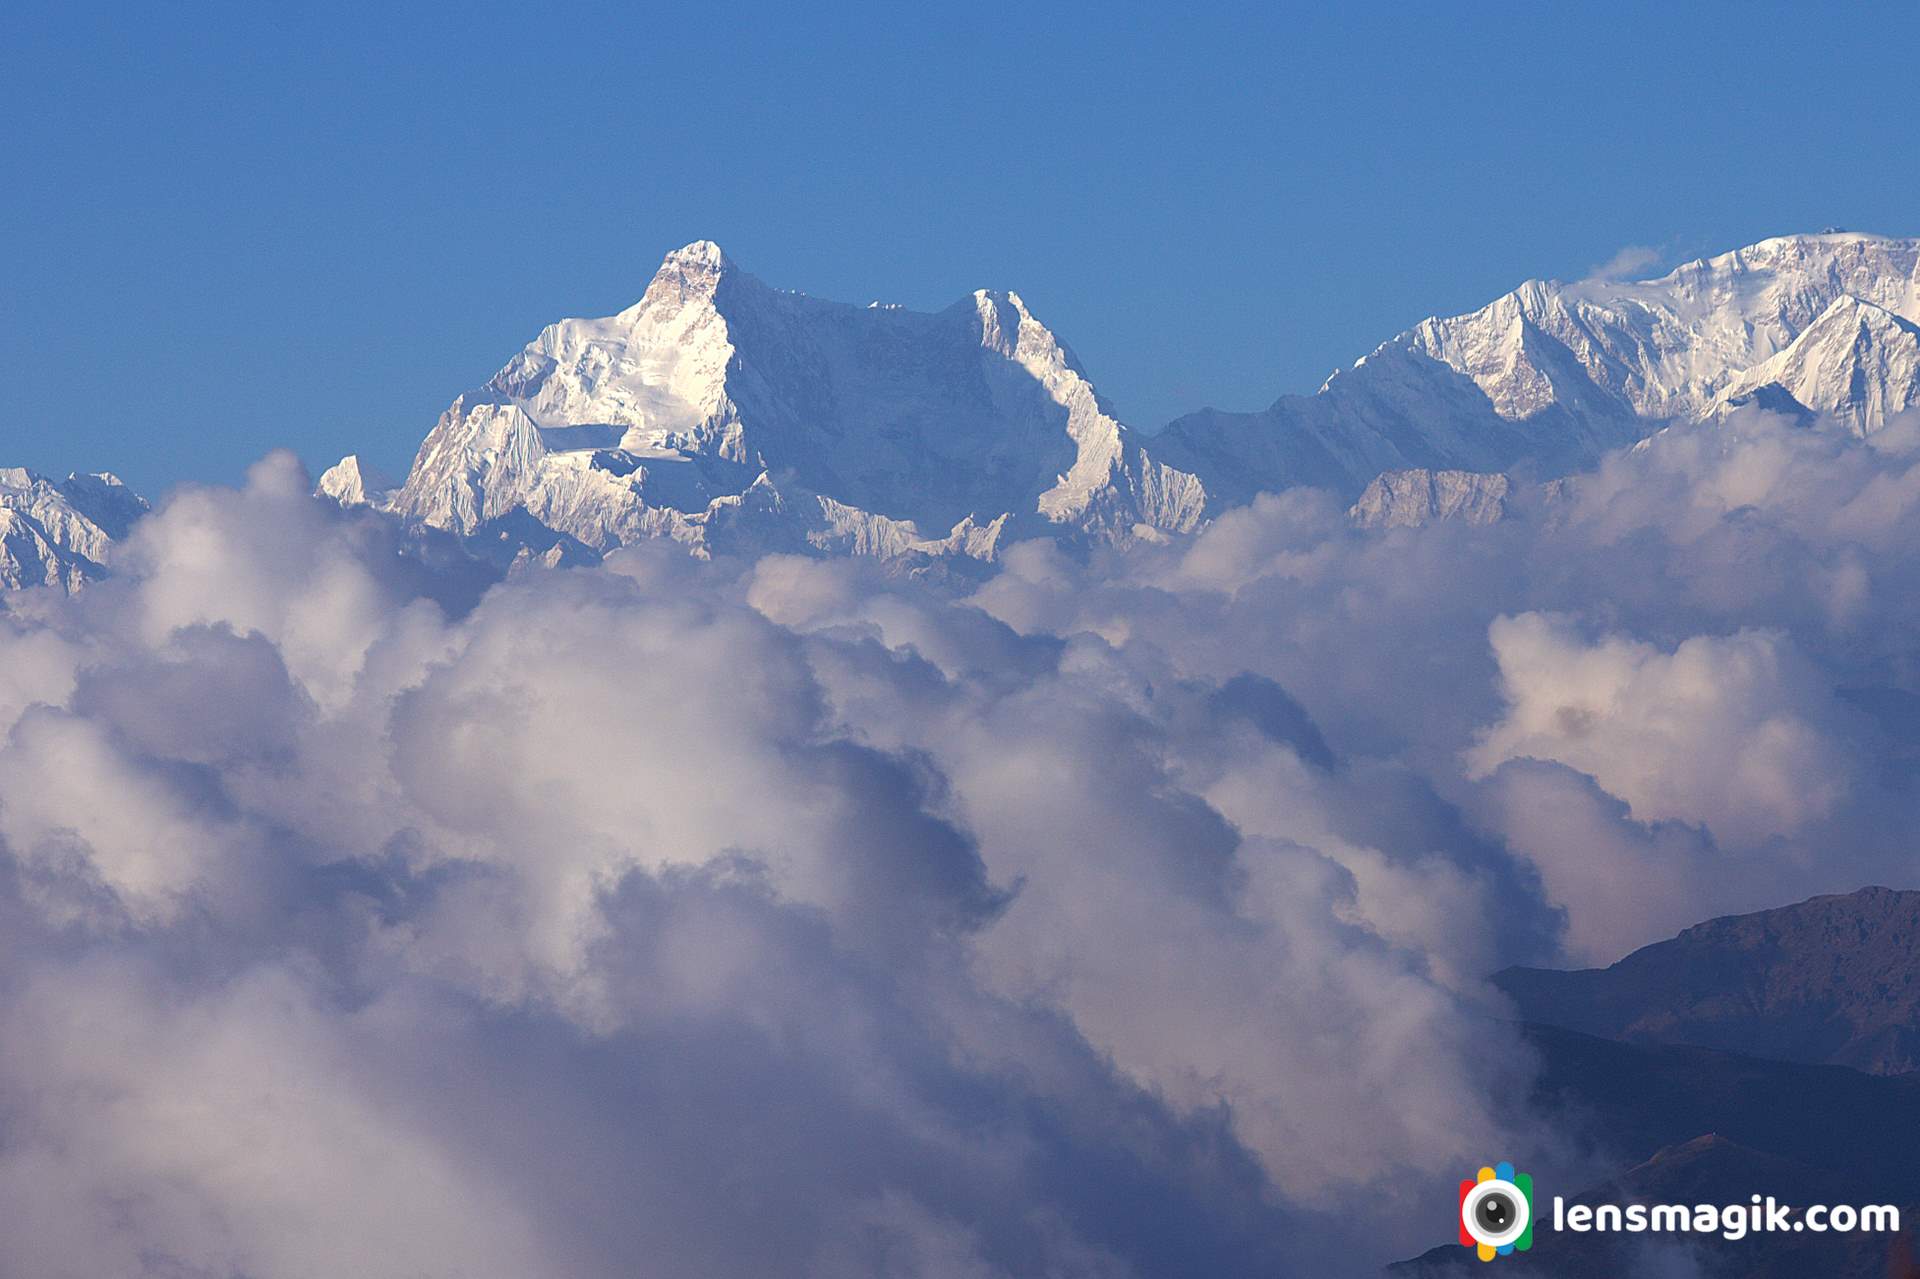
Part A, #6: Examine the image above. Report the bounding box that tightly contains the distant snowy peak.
[1161,232,1920,505]
[0,468,147,593]
[1714,294,1920,435]
[386,241,1204,563]
[317,455,397,507]
[1405,233,1920,423]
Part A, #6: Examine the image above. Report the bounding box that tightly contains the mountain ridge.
[1158,232,1920,506]
[1396,884,1920,1277]
[9,230,1920,589]
[362,230,1920,566]
[1496,886,1920,1075]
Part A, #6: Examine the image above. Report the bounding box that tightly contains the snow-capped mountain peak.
[1407,232,1920,424]
[0,467,147,592]
[656,237,731,274]
[1715,293,1920,434]
[1154,231,1920,507]
[382,241,1204,564]
[317,455,397,507]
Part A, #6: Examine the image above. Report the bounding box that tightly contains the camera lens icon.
[1458,1163,1534,1260]
[1463,1180,1529,1246]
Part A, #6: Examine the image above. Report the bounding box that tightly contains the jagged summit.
[1403,232,1920,422]
[382,239,1203,563]
[317,455,397,507]
[0,467,147,593]
[624,239,738,313]
[661,238,730,271]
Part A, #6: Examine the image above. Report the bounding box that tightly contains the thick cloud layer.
[976,409,1920,962]
[2,408,1917,1276]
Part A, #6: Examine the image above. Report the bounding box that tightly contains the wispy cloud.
[1586,243,1664,280]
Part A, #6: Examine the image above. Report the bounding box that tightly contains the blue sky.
[8,0,1920,493]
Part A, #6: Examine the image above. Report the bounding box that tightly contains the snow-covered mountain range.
[1156,232,1920,506]
[10,231,1920,589]
[0,469,146,592]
